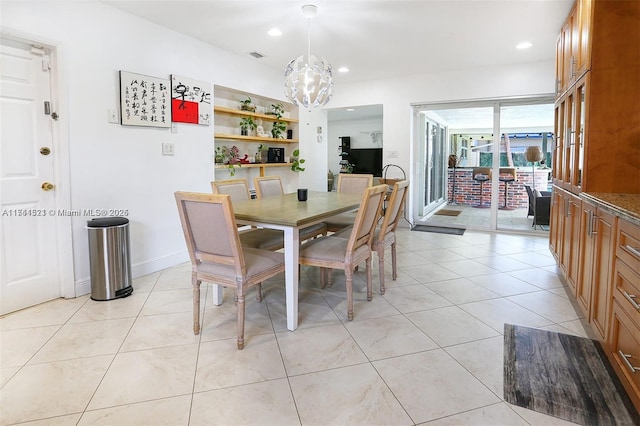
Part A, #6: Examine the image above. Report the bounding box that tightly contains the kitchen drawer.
[617,218,640,272]
[613,259,640,326]
[610,301,640,411]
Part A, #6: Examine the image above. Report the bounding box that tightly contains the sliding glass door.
[420,114,448,216]
[412,96,554,232]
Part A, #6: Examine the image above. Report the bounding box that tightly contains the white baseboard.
[74,250,189,297]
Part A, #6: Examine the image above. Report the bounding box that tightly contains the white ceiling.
[104,0,569,129]
[104,0,573,85]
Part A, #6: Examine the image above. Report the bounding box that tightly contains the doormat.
[412,225,465,235]
[434,209,462,217]
[504,324,639,425]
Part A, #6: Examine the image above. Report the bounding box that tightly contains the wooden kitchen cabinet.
[573,198,617,344]
[588,205,617,343]
[609,217,640,410]
[552,0,640,194]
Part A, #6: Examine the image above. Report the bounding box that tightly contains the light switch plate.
[162,142,175,156]
[108,109,118,124]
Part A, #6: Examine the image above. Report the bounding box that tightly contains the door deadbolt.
[40,147,51,155]
[41,182,55,191]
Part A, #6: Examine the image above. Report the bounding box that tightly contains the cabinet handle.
[590,213,598,236]
[618,351,640,374]
[622,291,640,311]
[625,245,640,260]
[570,57,577,78]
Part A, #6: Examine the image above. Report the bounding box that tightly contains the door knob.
[41,182,55,191]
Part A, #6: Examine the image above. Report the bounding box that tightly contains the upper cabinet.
[553,0,640,194]
[555,0,592,97]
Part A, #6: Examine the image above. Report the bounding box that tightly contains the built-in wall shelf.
[214,133,298,143]
[214,106,299,124]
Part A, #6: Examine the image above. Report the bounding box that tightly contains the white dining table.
[222,191,362,330]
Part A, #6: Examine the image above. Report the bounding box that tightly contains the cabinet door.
[563,91,575,189]
[566,193,582,294]
[590,207,617,343]
[549,188,562,257]
[571,78,588,193]
[577,200,596,314]
[575,0,592,77]
[552,101,564,185]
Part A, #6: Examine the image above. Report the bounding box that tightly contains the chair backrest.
[472,167,492,179]
[174,192,246,276]
[211,179,251,202]
[346,184,387,253]
[336,173,373,194]
[499,167,517,180]
[377,180,409,240]
[254,176,284,198]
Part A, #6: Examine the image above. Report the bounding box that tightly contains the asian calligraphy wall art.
[171,75,212,125]
[119,71,170,128]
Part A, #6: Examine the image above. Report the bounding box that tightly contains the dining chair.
[333,180,409,295]
[325,173,374,232]
[253,176,284,198]
[174,192,285,349]
[211,179,284,251]
[298,184,387,321]
[253,176,328,241]
[371,180,409,294]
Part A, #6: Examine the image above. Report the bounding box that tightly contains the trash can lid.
[87,217,129,227]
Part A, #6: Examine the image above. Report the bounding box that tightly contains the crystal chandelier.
[284,4,334,108]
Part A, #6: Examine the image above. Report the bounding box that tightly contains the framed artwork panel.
[119,71,171,128]
[171,75,212,125]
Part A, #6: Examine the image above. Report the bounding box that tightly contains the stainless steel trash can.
[87,217,133,301]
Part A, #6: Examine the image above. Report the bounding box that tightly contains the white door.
[1,39,61,314]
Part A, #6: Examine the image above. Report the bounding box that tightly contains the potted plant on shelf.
[267,103,285,117]
[271,121,287,139]
[217,145,241,176]
[239,96,255,112]
[290,149,305,172]
[239,117,256,136]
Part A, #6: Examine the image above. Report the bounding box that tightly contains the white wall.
[1,1,287,295]
[315,62,556,221]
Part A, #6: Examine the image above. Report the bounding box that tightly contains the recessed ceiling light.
[346,108,355,111]
[516,41,532,49]
[338,67,349,73]
[267,28,282,37]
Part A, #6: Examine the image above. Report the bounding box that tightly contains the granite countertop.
[581,193,640,226]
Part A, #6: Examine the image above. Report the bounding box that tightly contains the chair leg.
[256,283,263,302]
[377,247,386,295]
[327,268,334,288]
[319,267,327,289]
[236,291,246,350]
[193,276,201,335]
[365,257,372,302]
[345,270,354,321]
[391,242,398,281]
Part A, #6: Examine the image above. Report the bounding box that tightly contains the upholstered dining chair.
[174,192,285,349]
[371,180,409,294]
[211,179,284,251]
[253,176,284,198]
[324,173,374,232]
[253,176,328,241]
[298,184,387,321]
[334,180,409,295]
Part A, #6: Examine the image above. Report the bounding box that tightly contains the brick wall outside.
[447,168,551,208]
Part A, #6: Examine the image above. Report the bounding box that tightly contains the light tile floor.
[0,228,594,425]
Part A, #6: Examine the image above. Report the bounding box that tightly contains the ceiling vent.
[249,52,265,59]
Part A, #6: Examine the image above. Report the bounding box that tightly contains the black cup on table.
[297,188,308,201]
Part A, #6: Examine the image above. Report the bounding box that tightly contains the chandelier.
[284,4,334,108]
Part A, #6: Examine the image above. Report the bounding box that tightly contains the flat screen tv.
[349,148,383,177]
